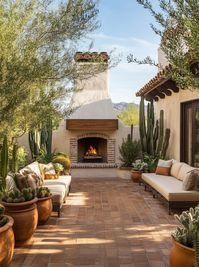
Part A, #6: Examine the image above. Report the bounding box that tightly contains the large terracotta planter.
[0,216,15,267]
[37,196,52,225]
[2,198,38,247]
[170,238,196,267]
[131,170,142,183]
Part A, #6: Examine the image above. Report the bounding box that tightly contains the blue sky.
[87,0,161,103]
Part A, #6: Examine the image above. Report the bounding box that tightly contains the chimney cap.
[74,52,109,63]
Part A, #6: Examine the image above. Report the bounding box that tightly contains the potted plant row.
[170,206,199,267]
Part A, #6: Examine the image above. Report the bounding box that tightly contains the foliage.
[172,206,199,251]
[118,103,139,125]
[128,0,199,90]
[119,134,141,167]
[52,155,71,172]
[2,188,36,203]
[35,149,55,164]
[139,96,170,159]
[53,163,64,174]
[36,187,51,198]
[0,204,8,227]
[132,159,148,171]
[17,147,28,170]
[0,0,107,140]
[143,153,159,173]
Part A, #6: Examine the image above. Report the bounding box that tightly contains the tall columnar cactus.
[11,144,19,173]
[28,129,40,159]
[46,118,52,155]
[0,136,8,190]
[139,96,170,159]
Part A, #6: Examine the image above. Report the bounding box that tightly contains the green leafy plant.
[119,134,141,167]
[35,148,55,164]
[143,153,159,173]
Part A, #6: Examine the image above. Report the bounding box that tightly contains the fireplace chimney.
[71,52,110,109]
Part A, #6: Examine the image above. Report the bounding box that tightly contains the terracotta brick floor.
[10,177,177,267]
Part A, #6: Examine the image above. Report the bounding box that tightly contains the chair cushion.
[142,173,199,201]
[170,161,184,179]
[20,161,43,185]
[6,173,18,191]
[45,184,66,202]
[177,163,195,181]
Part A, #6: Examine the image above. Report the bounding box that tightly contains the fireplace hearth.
[78,137,107,163]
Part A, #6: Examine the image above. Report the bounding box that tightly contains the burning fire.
[86,146,97,156]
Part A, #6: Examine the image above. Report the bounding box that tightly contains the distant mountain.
[113,102,128,111]
[113,102,139,112]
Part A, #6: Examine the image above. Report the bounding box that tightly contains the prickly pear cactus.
[36,187,51,198]
[172,206,199,248]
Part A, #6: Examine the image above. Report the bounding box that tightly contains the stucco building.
[136,48,199,167]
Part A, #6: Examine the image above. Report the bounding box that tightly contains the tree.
[127,0,199,90]
[0,0,107,141]
[118,103,139,125]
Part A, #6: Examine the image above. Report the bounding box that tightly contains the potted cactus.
[0,204,14,267]
[170,206,199,267]
[36,187,52,225]
[1,188,38,247]
[53,163,64,176]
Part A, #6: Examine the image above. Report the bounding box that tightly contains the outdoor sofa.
[141,160,199,214]
[6,161,72,217]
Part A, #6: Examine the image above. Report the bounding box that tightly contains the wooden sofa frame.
[141,179,199,214]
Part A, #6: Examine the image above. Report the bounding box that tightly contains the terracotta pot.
[170,238,196,267]
[0,216,15,267]
[2,198,38,247]
[131,170,142,183]
[37,196,52,225]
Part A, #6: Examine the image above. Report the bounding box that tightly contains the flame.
[86,146,97,156]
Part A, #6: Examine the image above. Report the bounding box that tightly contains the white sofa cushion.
[142,173,199,201]
[20,161,43,181]
[170,161,184,179]
[44,184,66,202]
[177,163,195,181]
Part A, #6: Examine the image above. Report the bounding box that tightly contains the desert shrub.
[119,135,141,167]
[52,155,71,173]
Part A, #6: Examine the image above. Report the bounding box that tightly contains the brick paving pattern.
[10,178,177,267]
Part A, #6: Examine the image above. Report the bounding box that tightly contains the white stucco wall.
[154,90,199,160]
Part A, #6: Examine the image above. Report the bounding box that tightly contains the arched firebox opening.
[78,137,107,163]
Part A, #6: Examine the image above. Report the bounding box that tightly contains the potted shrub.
[52,153,71,175]
[119,134,141,170]
[1,188,38,247]
[36,187,52,225]
[131,159,148,183]
[0,204,14,267]
[170,206,199,267]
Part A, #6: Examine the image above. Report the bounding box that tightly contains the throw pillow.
[6,172,18,192]
[182,169,199,191]
[20,169,43,186]
[155,159,173,176]
[43,163,56,175]
[44,173,58,180]
[14,173,29,191]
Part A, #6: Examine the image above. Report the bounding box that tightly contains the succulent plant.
[172,206,199,248]
[52,154,71,173]
[53,163,64,174]
[2,188,36,203]
[36,187,51,198]
[0,204,8,227]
